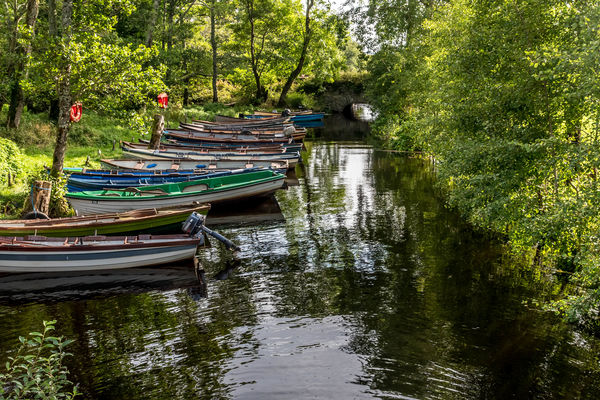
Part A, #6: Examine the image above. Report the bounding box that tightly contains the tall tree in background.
[198,0,225,103]
[242,0,268,101]
[277,0,313,106]
[50,0,73,176]
[208,0,218,102]
[6,0,39,128]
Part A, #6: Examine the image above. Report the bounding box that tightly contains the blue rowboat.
[66,167,266,192]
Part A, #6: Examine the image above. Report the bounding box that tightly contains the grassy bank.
[0,104,255,218]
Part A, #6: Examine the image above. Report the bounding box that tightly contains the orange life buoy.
[70,103,82,122]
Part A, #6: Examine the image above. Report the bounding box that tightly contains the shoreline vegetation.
[360,1,600,331]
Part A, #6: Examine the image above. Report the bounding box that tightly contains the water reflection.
[1,142,599,399]
[0,265,203,305]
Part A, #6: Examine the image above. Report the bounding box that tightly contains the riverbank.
[0,104,257,218]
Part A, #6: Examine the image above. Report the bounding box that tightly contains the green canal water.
[1,123,600,398]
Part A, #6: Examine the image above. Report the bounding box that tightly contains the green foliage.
[0,138,23,186]
[284,91,314,109]
[228,0,347,103]
[25,171,74,218]
[0,320,78,400]
[362,0,600,327]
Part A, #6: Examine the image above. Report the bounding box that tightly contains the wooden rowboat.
[66,169,286,215]
[125,141,289,155]
[140,138,302,152]
[120,143,300,167]
[99,158,290,171]
[163,129,298,144]
[0,204,210,237]
[180,122,297,134]
[248,111,325,122]
[209,115,291,125]
[66,167,266,192]
[0,212,209,273]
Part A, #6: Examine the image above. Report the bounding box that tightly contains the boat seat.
[24,235,46,241]
[182,184,208,193]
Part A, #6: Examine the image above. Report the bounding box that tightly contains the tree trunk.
[149,114,165,149]
[210,1,218,103]
[7,0,40,129]
[146,0,160,46]
[277,0,313,107]
[48,0,57,36]
[4,10,18,126]
[167,0,175,51]
[245,0,267,102]
[50,0,73,177]
[183,86,189,106]
[47,0,58,120]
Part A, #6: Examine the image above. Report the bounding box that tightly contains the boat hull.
[67,177,285,215]
[0,205,210,237]
[0,238,201,273]
[121,146,299,167]
[66,167,265,192]
[100,158,290,171]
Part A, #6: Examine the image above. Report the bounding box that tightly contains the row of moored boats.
[0,110,324,273]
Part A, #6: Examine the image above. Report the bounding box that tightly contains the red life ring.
[70,103,82,122]
[157,92,168,108]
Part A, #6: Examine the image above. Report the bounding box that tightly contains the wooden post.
[149,114,164,149]
[31,180,52,215]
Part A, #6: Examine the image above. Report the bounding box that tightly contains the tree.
[5,0,38,129]
[48,0,165,175]
[277,0,313,106]
[50,0,73,176]
[241,0,269,101]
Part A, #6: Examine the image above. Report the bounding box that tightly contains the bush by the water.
[0,138,23,186]
[0,320,78,399]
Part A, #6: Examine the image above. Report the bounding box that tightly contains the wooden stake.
[31,180,52,215]
[149,114,165,149]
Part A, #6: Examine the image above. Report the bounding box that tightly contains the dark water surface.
[1,137,600,399]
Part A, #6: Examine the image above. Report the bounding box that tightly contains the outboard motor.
[182,212,240,251]
[182,212,205,238]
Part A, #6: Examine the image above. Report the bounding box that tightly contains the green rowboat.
[0,204,210,237]
[66,169,286,215]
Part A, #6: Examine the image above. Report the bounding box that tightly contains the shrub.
[0,320,79,399]
[0,138,23,186]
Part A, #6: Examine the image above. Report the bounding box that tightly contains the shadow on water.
[0,116,600,399]
[0,265,205,305]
